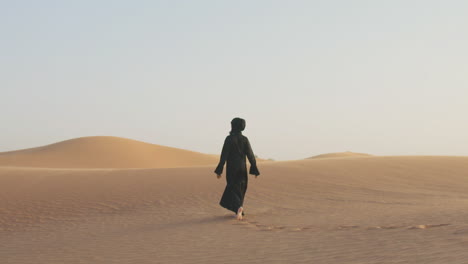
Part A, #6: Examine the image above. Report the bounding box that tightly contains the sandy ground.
[1,138,468,263]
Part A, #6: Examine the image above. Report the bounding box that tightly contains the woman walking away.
[215,117,260,220]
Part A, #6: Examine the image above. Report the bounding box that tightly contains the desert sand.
[0,136,218,168]
[1,137,468,264]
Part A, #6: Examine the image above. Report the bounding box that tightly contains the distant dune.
[308,151,373,159]
[0,136,219,168]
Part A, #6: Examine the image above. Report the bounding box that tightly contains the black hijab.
[230,117,246,135]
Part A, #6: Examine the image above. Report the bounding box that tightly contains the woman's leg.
[236,207,243,220]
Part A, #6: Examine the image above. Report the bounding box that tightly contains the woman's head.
[230,117,246,134]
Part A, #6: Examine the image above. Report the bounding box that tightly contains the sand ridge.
[307,151,373,159]
[0,136,219,169]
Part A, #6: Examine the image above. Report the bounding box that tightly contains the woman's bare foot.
[237,207,244,220]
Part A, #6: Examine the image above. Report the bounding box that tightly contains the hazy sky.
[1,0,467,160]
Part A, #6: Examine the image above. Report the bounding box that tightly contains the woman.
[215,117,260,220]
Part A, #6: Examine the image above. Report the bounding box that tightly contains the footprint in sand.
[369,225,404,230]
[232,220,289,232]
[338,225,360,230]
[289,227,303,231]
[408,224,450,229]
[232,220,451,233]
[367,224,451,230]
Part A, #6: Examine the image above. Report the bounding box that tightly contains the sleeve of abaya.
[246,138,260,176]
[214,136,230,175]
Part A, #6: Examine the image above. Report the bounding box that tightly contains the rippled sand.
[2,154,468,263]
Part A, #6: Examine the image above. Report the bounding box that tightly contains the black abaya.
[215,132,260,213]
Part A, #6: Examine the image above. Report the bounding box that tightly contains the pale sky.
[1,0,467,160]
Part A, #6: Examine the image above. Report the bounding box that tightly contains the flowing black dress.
[215,132,260,213]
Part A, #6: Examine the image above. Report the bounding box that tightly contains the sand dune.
[0,136,219,168]
[2,154,468,263]
[308,151,373,159]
